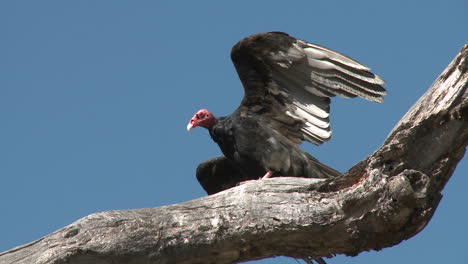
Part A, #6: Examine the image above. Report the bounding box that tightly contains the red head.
[187,109,216,131]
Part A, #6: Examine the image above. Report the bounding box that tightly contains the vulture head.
[187,109,216,131]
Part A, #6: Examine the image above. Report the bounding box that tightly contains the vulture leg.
[261,170,273,179]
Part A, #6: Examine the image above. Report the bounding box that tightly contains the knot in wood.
[388,174,415,202]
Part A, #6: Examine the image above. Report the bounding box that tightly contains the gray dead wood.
[1,45,467,264]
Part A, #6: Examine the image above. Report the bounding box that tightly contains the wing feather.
[231,32,386,145]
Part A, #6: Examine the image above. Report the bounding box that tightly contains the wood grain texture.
[1,45,466,264]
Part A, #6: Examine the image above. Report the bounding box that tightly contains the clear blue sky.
[1,1,467,263]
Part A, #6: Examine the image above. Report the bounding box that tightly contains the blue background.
[1,1,467,263]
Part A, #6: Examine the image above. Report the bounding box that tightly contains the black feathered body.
[209,109,333,179]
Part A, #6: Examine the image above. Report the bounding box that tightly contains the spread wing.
[230,32,386,145]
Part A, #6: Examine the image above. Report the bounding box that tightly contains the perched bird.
[188,32,386,195]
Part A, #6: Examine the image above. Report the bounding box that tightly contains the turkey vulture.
[188,32,386,195]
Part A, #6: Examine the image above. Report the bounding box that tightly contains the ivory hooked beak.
[186,122,194,131]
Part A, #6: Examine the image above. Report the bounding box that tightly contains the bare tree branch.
[1,45,467,264]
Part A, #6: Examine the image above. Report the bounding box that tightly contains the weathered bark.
[1,45,467,264]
